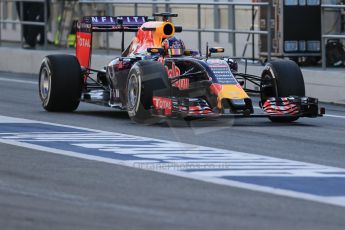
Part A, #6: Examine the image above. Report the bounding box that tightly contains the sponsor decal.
[228,91,240,97]
[89,16,145,25]
[158,59,189,90]
[157,58,189,90]
[76,35,91,48]
[92,16,115,23]
[207,59,223,64]
[117,16,146,24]
[166,62,181,78]
[167,62,188,90]
[76,32,92,68]
[152,96,172,115]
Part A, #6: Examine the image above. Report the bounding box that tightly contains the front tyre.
[261,59,305,122]
[126,61,170,124]
[39,55,82,112]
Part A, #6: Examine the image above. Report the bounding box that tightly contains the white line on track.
[324,114,345,119]
[1,115,345,208]
[0,77,36,85]
[2,137,344,209]
[2,138,345,209]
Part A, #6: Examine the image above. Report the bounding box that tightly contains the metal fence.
[0,0,49,47]
[0,0,272,60]
[78,0,272,60]
[3,0,345,68]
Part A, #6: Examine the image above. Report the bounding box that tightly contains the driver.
[162,37,185,57]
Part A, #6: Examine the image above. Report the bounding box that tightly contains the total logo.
[77,35,91,48]
[152,96,172,115]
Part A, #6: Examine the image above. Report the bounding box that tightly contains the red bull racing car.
[39,13,324,123]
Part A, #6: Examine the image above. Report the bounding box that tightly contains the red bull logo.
[167,62,189,90]
[157,58,189,90]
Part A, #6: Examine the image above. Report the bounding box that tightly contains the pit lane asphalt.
[0,71,344,230]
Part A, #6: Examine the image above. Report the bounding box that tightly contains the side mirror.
[238,80,245,86]
[209,47,225,54]
[174,26,183,33]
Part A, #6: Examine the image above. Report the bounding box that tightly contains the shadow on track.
[46,108,319,129]
[74,110,129,120]
[158,117,318,128]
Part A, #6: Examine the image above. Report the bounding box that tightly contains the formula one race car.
[39,13,324,123]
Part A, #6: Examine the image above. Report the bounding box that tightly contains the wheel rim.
[39,66,51,100]
[127,73,140,111]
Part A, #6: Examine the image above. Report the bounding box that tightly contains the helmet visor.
[168,48,183,56]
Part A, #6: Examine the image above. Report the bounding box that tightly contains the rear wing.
[80,16,148,32]
[76,16,148,68]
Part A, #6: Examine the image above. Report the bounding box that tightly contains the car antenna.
[245,58,248,74]
[206,42,209,59]
[153,12,178,22]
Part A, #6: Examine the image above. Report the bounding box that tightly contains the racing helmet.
[162,37,185,57]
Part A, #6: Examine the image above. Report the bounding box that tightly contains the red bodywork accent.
[128,22,189,90]
[167,62,189,90]
[209,83,223,95]
[127,21,174,55]
[262,98,300,116]
[152,96,172,116]
[129,30,155,55]
[76,32,92,68]
[153,96,214,117]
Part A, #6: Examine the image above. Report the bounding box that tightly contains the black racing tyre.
[39,54,82,112]
[126,61,170,124]
[260,59,305,123]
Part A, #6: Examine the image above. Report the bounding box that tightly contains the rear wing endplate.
[76,16,148,69]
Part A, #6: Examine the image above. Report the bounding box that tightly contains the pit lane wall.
[0,46,344,105]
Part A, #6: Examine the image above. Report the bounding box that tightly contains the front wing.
[150,96,323,119]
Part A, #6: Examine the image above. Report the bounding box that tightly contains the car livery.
[38,13,324,123]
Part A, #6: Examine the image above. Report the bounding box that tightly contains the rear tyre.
[39,54,82,112]
[261,59,305,122]
[126,61,170,124]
